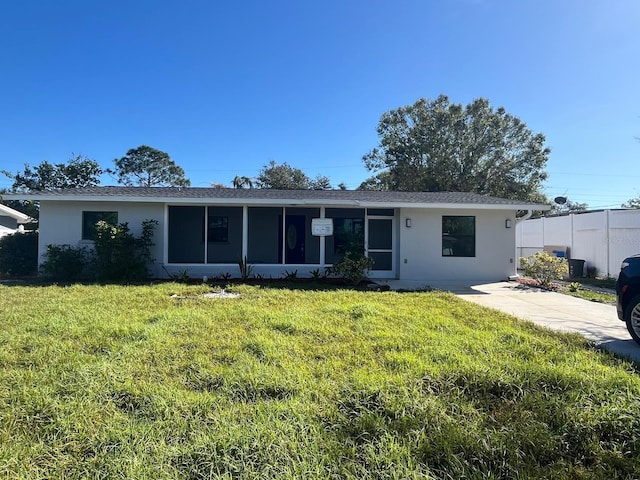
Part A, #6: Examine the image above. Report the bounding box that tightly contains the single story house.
[0,203,34,238]
[4,187,549,283]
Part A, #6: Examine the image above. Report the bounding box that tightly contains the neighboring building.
[0,203,34,238]
[4,187,549,283]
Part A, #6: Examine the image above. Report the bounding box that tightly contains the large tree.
[110,145,190,187]
[622,196,640,209]
[1,154,102,219]
[255,160,332,190]
[1,154,102,192]
[360,95,550,201]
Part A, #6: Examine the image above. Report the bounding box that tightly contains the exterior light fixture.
[505,219,512,229]
[405,218,412,228]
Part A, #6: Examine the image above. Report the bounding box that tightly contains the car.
[616,254,640,345]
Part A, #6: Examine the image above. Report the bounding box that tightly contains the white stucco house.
[0,203,34,238]
[4,187,549,283]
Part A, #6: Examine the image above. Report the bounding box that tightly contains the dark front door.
[285,215,305,264]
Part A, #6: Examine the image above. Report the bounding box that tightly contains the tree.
[109,145,190,187]
[360,95,550,201]
[255,160,332,190]
[553,199,588,214]
[1,154,102,219]
[622,196,640,209]
[1,154,102,192]
[232,175,254,189]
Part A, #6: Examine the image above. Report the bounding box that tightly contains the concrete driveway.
[458,282,640,364]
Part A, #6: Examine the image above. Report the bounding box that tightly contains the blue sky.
[1,0,638,208]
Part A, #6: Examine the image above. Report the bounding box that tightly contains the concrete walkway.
[385,279,640,363]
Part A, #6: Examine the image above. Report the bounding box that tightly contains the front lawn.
[1,283,639,479]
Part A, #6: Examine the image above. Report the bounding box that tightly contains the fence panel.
[516,210,640,278]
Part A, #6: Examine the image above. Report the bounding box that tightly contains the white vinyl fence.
[516,209,640,278]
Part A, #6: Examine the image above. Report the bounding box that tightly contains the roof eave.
[2,192,551,210]
[0,203,34,222]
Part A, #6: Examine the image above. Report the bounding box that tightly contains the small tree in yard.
[520,251,568,288]
[94,220,157,282]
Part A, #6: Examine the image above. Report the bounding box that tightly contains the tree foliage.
[232,176,254,189]
[1,154,102,192]
[93,219,157,282]
[360,95,550,201]
[256,160,332,190]
[543,198,589,216]
[1,154,102,219]
[622,196,640,209]
[110,145,190,187]
[41,219,157,282]
[0,231,38,277]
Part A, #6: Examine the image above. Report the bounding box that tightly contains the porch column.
[242,205,248,259]
[319,206,325,267]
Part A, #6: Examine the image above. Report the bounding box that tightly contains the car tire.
[624,294,640,346]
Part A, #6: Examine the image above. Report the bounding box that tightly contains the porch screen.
[325,208,365,264]
[207,207,242,263]
[168,206,205,263]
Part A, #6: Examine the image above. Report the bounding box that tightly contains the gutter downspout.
[516,210,533,223]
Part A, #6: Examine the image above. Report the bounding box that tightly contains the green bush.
[0,231,38,276]
[41,244,94,282]
[329,252,375,285]
[520,251,568,288]
[93,219,157,282]
[41,219,157,283]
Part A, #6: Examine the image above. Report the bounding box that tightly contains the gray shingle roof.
[9,186,547,207]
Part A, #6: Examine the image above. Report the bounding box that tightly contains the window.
[442,216,475,257]
[82,211,117,240]
[208,215,228,243]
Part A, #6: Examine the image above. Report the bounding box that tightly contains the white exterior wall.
[515,209,640,277]
[398,208,517,282]
[38,201,521,283]
[39,201,166,276]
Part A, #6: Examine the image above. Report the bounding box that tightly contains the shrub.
[41,219,157,283]
[0,231,38,276]
[282,269,298,281]
[520,251,568,288]
[329,252,375,285]
[93,219,157,282]
[41,244,94,281]
[310,268,324,280]
[238,256,254,281]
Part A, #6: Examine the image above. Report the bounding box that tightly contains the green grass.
[562,287,616,305]
[574,276,617,290]
[1,283,640,479]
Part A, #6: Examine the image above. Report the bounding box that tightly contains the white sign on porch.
[311,218,333,236]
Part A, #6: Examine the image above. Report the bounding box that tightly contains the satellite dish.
[554,196,567,205]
